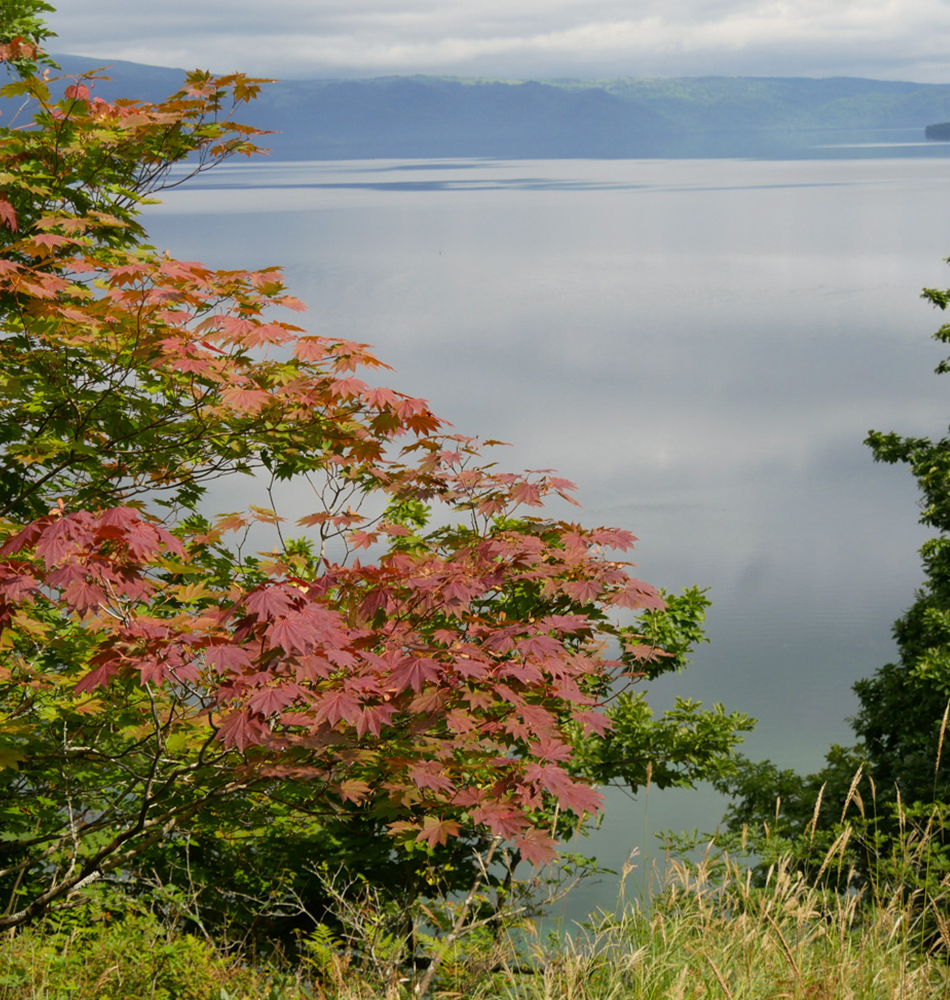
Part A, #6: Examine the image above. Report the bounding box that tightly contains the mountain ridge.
[11,55,950,159]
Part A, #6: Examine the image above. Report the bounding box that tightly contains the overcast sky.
[45,0,950,83]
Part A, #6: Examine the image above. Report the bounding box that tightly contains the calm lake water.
[147,151,950,913]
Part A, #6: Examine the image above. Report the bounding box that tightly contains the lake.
[146,149,950,915]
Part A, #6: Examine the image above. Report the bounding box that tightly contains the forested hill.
[26,55,950,158]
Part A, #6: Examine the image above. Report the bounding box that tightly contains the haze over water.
[146,149,950,908]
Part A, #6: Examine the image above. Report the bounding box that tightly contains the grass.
[500,852,950,1000]
[5,840,950,1000]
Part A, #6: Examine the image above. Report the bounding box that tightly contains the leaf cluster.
[0,0,57,78]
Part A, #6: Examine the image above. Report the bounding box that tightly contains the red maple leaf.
[471,803,529,841]
[244,586,295,619]
[514,828,558,866]
[530,737,574,762]
[0,568,38,602]
[452,656,490,681]
[409,687,447,716]
[539,614,590,633]
[362,386,399,408]
[0,195,19,233]
[122,518,182,561]
[613,579,666,611]
[172,356,213,375]
[501,660,544,684]
[591,527,638,550]
[517,635,564,658]
[62,577,107,615]
[338,779,373,804]
[293,338,330,362]
[136,655,174,686]
[446,709,477,734]
[416,815,461,848]
[294,654,333,682]
[572,709,614,736]
[268,613,320,654]
[74,657,122,694]
[354,703,395,738]
[408,762,455,794]
[313,690,362,727]
[248,684,300,717]
[463,688,497,712]
[203,644,253,674]
[217,709,265,752]
[550,676,594,704]
[390,656,440,694]
[504,717,533,742]
[0,197,19,233]
[348,530,378,550]
[34,518,82,566]
[64,83,92,101]
[276,294,307,312]
[524,763,603,817]
[242,322,293,347]
[222,386,271,413]
[563,580,602,604]
[157,258,211,282]
[509,481,543,507]
[517,703,558,737]
[328,376,370,399]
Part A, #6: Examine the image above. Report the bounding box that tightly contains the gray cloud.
[45,0,950,81]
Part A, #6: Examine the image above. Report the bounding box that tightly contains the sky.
[44,0,950,83]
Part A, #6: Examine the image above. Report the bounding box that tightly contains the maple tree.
[0,3,751,934]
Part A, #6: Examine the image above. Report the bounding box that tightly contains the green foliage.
[623,585,713,679]
[580,693,754,793]
[0,896,296,1000]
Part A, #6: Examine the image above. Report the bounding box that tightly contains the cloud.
[45,0,950,81]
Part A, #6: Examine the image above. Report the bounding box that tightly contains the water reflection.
[145,156,950,912]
